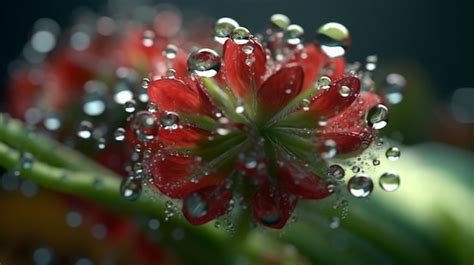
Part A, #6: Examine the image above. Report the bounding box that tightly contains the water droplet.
[383,73,406,104]
[33,247,53,265]
[160,111,180,130]
[348,175,373,198]
[43,113,61,131]
[77,121,93,139]
[214,17,239,44]
[187,48,221,77]
[235,105,245,114]
[385,147,400,161]
[329,216,340,229]
[20,152,35,169]
[231,27,251,45]
[379,172,400,192]
[270,14,291,31]
[66,211,82,227]
[328,164,345,179]
[242,45,254,54]
[120,176,142,201]
[260,212,282,226]
[124,100,136,113]
[302,99,310,111]
[91,223,107,240]
[114,127,126,141]
[339,85,351,97]
[315,22,351,58]
[166,68,177,78]
[318,75,332,89]
[142,30,155,47]
[147,102,158,113]
[351,165,360,174]
[97,138,106,149]
[141,78,151,89]
[321,139,337,159]
[285,24,304,45]
[372,159,380,166]
[216,117,231,135]
[366,104,389,129]
[318,116,328,127]
[148,218,160,230]
[163,44,177,59]
[184,192,208,218]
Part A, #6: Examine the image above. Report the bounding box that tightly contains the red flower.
[128,28,382,229]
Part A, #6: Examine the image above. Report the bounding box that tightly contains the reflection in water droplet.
[163,44,178,59]
[318,75,332,89]
[321,139,337,159]
[379,172,400,192]
[315,22,350,58]
[131,111,158,142]
[366,104,389,129]
[231,27,251,45]
[124,100,136,113]
[328,164,345,179]
[120,176,142,201]
[348,175,373,198]
[383,73,406,104]
[385,147,401,161]
[187,48,221,77]
[214,17,239,44]
[339,85,351,97]
[160,111,180,130]
[270,13,291,31]
[142,30,155,47]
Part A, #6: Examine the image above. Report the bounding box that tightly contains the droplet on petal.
[160,111,180,130]
[385,147,401,161]
[379,172,400,192]
[231,26,251,45]
[269,14,291,31]
[187,48,221,77]
[285,24,304,45]
[348,175,373,198]
[77,121,93,139]
[214,17,239,44]
[327,164,345,179]
[120,176,142,201]
[131,111,159,142]
[366,104,389,129]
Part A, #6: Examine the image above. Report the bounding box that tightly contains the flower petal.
[257,64,304,114]
[159,126,209,149]
[277,164,332,199]
[309,75,361,119]
[222,39,267,99]
[148,152,223,198]
[253,183,298,229]
[317,92,381,154]
[182,185,232,225]
[291,44,325,90]
[148,78,206,114]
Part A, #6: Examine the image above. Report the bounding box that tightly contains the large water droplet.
[160,111,180,130]
[348,175,373,198]
[184,192,208,218]
[270,14,290,31]
[315,22,351,58]
[231,27,251,45]
[131,111,159,142]
[187,48,221,77]
[120,176,142,201]
[327,164,345,179]
[385,147,400,161]
[285,24,304,45]
[77,121,93,139]
[214,17,239,44]
[379,172,400,192]
[366,104,389,129]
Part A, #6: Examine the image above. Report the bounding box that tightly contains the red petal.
[148,152,223,198]
[182,185,232,225]
[148,78,206,114]
[291,44,325,90]
[326,56,345,81]
[159,126,209,149]
[257,64,304,113]
[309,75,361,119]
[253,183,298,229]
[222,39,267,99]
[317,92,382,154]
[277,165,332,199]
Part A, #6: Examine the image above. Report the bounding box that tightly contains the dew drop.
[160,111,180,130]
[315,22,351,58]
[142,30,155,47]
[77,121,93,139]
[372,159,380,166]
[379,172,400,192]
[20,152,35,169]
[321,139,337,159]
[163,44,178,59]
[348,175,373,198]
[270,14,290,31]
[184,192,208,218]
[131,111,158,142]
[339,85,352,97]
[318,75,332,89]
[242,45,254,54]
[120,176,142,201]
[260,212,282,226]
[383,73,406,104]
[235,105,245,114]
[43,113,61,131]
[114,127,126,141]
[123,100,136,113]
[285,24,304,45]
[97,138,106,150]
[231,27,251,45]
[366,104,389,129]
[187,48,221,77]
[302,99,310,111]
[141,78,151,89]
[385,147,401,161]
[328,164,345,179]
[329,216,340,229]
[214,17,239,44]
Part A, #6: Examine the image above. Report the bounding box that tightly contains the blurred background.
[0,0,472,265]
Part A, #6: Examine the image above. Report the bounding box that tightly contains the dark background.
[0,0,472,113]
